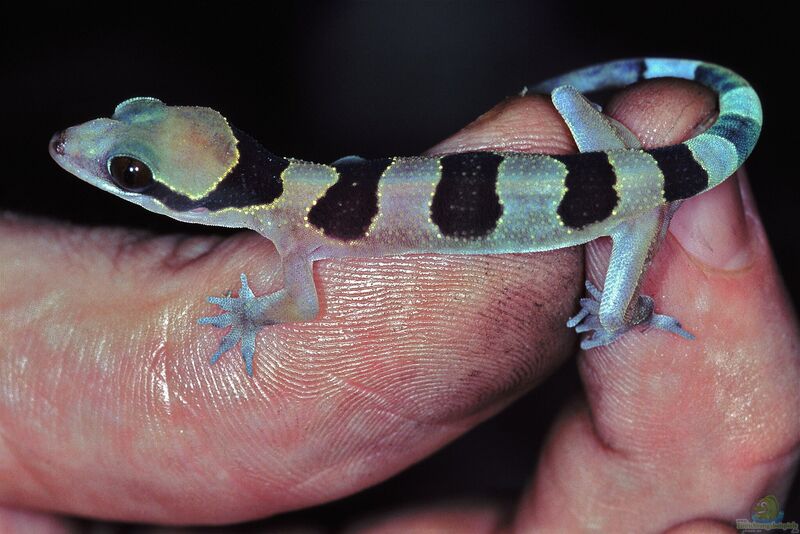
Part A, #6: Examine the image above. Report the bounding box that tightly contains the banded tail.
[532,58,762,197]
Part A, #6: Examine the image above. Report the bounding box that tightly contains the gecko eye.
[108,156,153,191]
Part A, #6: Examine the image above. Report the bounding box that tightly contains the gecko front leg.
[198,248,320,376]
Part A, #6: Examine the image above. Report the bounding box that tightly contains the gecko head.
[49,97,243,221]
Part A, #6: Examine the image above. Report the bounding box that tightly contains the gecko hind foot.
[567,280,695,350]
[198,273,271,376]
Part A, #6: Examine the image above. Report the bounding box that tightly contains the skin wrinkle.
[691,109,720,138]
[669,170,755,272]
[317,369,419,426]
[666,101,696,139]
[2,422,52,501]
[162,234,228,271]
[686,105,717,138]
[107,228,156,275]
[35,223,95,269]
[287,413,452,502]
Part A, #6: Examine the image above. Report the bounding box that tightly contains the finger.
[0,505,76,534]
[515,79,800,530]
[0,94,582,523]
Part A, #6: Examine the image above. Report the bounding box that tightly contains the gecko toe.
[239,273,255,299]
[241,329,257,376]
[207,295,235,308]
[209,326,243,364]
[198,312,234,328]
[649,313,695,340]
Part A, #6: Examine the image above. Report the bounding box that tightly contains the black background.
[0,1,794,530]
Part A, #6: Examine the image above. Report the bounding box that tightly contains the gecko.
[49,58,762,376]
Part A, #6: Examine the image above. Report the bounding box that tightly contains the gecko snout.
[49,130,66,157]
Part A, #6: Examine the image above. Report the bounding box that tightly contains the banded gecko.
[49,58,762,376]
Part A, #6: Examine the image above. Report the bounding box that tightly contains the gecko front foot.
[567,280,695,349]
[198,273,273,376]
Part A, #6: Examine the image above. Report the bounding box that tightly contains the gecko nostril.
[50,130,66,156]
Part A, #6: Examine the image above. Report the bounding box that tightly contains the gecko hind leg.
[566,204,695,349]
[551,85,695,349]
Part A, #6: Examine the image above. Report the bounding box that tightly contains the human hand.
[1,78,797,532]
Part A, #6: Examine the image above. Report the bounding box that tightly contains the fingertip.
[605,77,718,148]
[669,170,756,271]
[426,94,577,156]
[606,78,759,272]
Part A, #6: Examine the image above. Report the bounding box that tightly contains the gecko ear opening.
[113,97,165,122]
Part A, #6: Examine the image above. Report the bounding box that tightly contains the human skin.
[0,79,798,532]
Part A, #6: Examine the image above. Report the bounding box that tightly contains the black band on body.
[647,144,708,202]
[149,127,287,211]
[554,151,618,229]
[430,152,504,239]
[307,157,393,240]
